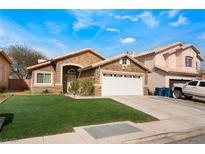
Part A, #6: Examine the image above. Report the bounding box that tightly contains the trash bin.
[164,88,172,97]
[155,87,164,96]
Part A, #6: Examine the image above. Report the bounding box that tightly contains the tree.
[7,45,47,79]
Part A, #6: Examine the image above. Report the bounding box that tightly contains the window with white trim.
[185,56,193,67]
[37,73,52,83]
[122,58,128,65]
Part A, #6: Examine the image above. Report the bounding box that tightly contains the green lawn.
[0,95,157,142]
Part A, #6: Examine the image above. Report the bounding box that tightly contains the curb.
[123,126,205,144]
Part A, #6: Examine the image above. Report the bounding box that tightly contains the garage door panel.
[101,74,143,96]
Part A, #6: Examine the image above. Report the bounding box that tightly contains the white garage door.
[101,73,143,96]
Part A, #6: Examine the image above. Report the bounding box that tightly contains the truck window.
[199,82,205,87]
[188,81,198,86]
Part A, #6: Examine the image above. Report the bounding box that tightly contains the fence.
[8,79,31,91]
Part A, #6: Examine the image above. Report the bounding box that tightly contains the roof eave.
[0,50,12,64]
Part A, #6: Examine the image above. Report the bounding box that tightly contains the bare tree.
[7,45,47,79]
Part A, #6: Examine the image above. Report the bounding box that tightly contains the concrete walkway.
[3,96,205,144]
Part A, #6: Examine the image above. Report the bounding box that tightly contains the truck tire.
[173,90,182,99]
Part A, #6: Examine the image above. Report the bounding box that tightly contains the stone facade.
[30,50,104,93]
[30,50,149,96]
[84,58,149,96]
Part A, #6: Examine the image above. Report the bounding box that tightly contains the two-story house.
[0,49,12,88]
[135,42,203,92]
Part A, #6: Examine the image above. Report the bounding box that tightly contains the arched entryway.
[62,65,81,93]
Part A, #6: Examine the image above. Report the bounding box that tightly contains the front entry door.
[67,73,76,91]
[66,69,77,93]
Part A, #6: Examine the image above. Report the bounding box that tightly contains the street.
[170,134,205,144]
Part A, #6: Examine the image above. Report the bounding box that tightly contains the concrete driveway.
[111,96,205,120]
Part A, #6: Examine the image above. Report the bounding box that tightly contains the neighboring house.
[135,42,203,92]
[0,49,12,88]
[27,48,150,96]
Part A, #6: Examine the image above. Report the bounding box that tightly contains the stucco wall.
[180,48,199,73]
[0,54,10,88]
[136,54,155,70]
[148,68,166,92]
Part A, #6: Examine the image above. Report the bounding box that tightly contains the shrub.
[42,89,49,94]
[80,79,94,96]
[68,80,80,96]
[0,86,6,93]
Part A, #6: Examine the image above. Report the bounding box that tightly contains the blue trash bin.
[164,88,172,97]
[155,87,164,96]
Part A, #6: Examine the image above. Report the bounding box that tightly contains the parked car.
[172,80,205,99]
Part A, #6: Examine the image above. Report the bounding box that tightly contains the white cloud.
[197,33,205,39]
[111,11,159,28]
[70,10,109,31]
[161,10,180,18]
[106,27,120,33]
[167,10,180,18]
[170,14,188,27]
[113,14,138,22]
[120,37,135,44]
[137,11,159,28]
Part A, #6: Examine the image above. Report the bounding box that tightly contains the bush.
[41,89,49,94]
[68,80,80,96]
[80,79,94,96]
[0,86,6,93]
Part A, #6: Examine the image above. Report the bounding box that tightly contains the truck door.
[197,81,205,97]
[183,81,198,95]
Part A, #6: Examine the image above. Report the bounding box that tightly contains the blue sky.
[0,9,205,60]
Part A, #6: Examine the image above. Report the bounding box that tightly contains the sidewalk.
[3,120,205,144]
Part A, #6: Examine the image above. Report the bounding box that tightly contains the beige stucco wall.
[136,46,201,91]
[147,68,166,92]
[180,48,199,73]
[0,54,10,88]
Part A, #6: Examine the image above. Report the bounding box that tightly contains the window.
[67,69,76,74]
[114,74,122,77]
[37,73,51,84]
[199,82,205,87]
[124,75,132,78]
[185,56,193,67]
[133,75,140,78]
[103,73,112,77]
[122,58,128,65]
[188,81,198,86]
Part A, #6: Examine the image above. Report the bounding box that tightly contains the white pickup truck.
[172,80,205,99]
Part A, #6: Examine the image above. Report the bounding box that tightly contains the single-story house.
[134,42,203,92]
[27,48,150,96]
[0,49,12,88]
